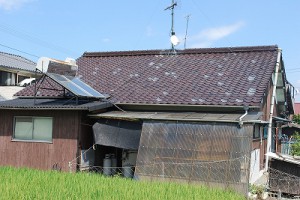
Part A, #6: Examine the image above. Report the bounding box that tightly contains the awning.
[266,152,300,165]
[89,111,266,123]
[92,119,142,150]
[272,116,291,123]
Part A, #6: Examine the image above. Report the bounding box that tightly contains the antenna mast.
[184,14,191,49]
[165,0,178,50]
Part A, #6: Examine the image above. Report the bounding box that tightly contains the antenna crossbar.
[164,0,178,51]
[164,2,177,10]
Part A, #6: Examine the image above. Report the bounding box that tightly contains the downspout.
[238,107,248,127]
[265,48,281,172]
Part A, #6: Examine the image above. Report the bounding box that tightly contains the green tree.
[291,132,300,156]
[293,114,300,124]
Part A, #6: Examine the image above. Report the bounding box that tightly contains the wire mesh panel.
[135,121,253,195]
[269,161,300,195]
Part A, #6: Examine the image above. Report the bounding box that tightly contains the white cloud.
[101,38,111,43]
[189,21,245,48]
[146,26,154,37]
[0,0,34,10]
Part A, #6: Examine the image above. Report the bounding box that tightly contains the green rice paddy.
[0,167,245,200]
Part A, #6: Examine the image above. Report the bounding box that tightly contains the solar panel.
[46,73,106,98]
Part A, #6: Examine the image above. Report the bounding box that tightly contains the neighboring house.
[279,103,300,155]
[280,122,300,155]
[0,51,36,86]
[0,45,295,195]
[294,102,300,114]
[0,86,25,101]
[0,94,6,101]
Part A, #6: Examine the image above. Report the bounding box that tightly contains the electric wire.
[132,1,162,50]
[189,0,238,54]
[0,21,78,57]
[0,50,37,66]
[0,43,39,58]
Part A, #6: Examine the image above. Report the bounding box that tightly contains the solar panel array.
[46,73,106,98]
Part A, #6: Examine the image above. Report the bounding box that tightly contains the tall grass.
[0,167,245,200]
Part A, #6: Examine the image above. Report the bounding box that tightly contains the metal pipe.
[265,48,282,172]
[238,109,248,127]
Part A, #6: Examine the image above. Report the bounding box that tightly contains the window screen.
[13,117,53,142]
[253,124,261,139]
[14,117,33,140]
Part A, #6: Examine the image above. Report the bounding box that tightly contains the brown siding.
[262,79,282,121]
[260,77,285,168]
[0,109,82,172]
[262,81,272,121]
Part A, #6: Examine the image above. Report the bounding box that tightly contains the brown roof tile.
[16,45,279,107]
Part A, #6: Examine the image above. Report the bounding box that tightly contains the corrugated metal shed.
[89,111,265,123]
[135,121,253,195]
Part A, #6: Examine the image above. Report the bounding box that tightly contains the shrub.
[291,132,300,156]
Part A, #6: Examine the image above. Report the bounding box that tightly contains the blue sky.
[0,0,300,100]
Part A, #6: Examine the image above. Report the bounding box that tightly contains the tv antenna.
[184,14,191,49]
[165,0,179,51]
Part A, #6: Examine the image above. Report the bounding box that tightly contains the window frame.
[253,124,263,139]
[12,116,53,143]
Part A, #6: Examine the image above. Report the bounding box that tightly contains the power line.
[0,22,78,57]
[133,1,161,50]
[286,69,300,72]
[0,51,36,66]
[286,70,300,73]
[190,0,237,54]
[0,43,39,58]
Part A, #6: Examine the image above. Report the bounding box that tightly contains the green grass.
[0,167,245,200]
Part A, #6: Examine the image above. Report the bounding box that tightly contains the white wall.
[249,149,264,183]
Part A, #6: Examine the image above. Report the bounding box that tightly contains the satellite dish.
[170,35,180,46]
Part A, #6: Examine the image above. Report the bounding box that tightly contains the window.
[13,116,53,142]
[253,124,264,139]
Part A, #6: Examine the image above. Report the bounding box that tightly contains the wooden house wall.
[253,76,285,170]
[255,80,273,170]
[0,109,84,172]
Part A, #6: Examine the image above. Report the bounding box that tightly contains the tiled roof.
[0,98,112,111]
[16,45,279,107]
[0,52,36,72]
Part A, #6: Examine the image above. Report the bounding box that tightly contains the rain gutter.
[116,103,260,112]
[265,48,282,172]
